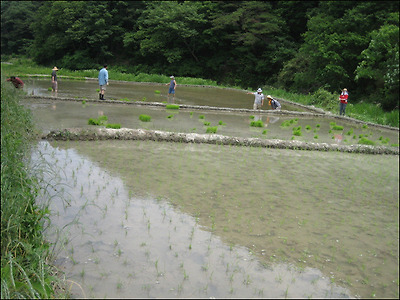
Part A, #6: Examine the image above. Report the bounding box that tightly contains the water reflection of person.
[264,116,280,127]
[51,104,57,110]
[334,134,343,144]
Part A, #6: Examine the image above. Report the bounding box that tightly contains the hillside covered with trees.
[1,1,399,111]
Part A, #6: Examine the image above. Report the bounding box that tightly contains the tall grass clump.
[1,78,62,298]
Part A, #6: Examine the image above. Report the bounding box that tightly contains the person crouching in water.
[267,95,281,110]
[247,88,265,110]
[6,76,24,89]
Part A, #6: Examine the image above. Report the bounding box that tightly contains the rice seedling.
[332,125,344,130]
[106,123,121,129]
[305,125,311,130]
[48,87,52,91]
[249,115,255,120]
[314,135,319,139]
[82,100,86,105]
[204,121,210,126]
[166,104,179,109]
[250,120,263,127]
[346,128,354,135]
[96,88,100,92]
[142,97,147,101]
[167,114,174,119]
[199,115,205,119]
[154,90,161,94]
[358,137,376,145]
[139,114,151,122]
[88,115,108,126]
[292,126,302,136]
[218,120,226,125]
[362,124,369,129]
[206,126,218,133]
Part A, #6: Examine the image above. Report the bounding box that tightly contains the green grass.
[2,57,398,127]
[1,77,65,298]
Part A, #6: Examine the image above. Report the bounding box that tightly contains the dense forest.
[1,1,399,110]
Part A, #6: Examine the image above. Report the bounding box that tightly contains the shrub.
[139,114,151,122]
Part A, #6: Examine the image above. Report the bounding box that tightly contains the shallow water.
[23,98,399,146]
[22,77,305,111]
[24,78,399,298]
[32,139,398,299]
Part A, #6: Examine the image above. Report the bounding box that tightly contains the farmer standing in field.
[247,88,264,110]
[98,64,109,100]
[338,88,348,116]
[51,67,58,92]
[166,75,177,102]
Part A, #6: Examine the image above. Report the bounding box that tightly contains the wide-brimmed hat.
[170,75,174,78]
[257,88,262,92]
[52,67,59,71]
[267,95,272,99]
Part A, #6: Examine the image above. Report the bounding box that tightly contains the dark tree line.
[1,1,399,110]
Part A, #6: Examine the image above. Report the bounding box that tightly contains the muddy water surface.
[22,77,305,111]
[24,78,399,298]
[23,98,399,146]
[32,139,398,299]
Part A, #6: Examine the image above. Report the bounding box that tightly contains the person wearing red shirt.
[6,76,24,89]
[339,88,348,116]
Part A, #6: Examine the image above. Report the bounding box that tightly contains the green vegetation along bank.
[1,76,67,298]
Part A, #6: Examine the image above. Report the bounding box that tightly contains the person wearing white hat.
[51,67,59,92]
[247,88,265,110]
[338,88,348,116]
[267,95,281,110]
[166,75,177,102]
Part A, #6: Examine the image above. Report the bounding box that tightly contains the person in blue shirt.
[166,75,177,102]
[98,64,109,100]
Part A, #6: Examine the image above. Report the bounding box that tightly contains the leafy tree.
[355,20,399,110]
[125,1,210,76]
[30,1,116,69]
[1,1,41,56]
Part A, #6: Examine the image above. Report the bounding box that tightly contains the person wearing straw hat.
[267,95,281,110]
[338,88,348,116]
[247,88,265,110]
[51,66,59,92]
[166,75,177,102]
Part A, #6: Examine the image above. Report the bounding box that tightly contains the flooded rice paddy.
[23,79,399,298]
